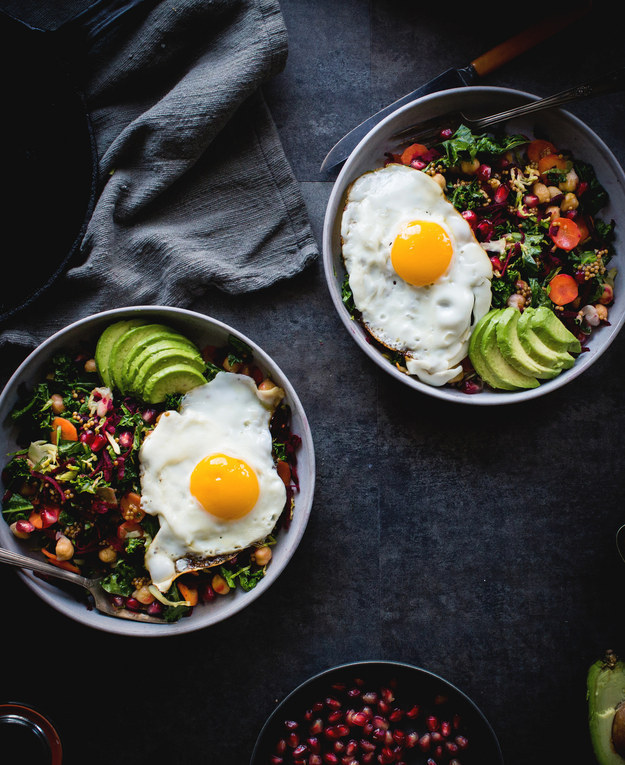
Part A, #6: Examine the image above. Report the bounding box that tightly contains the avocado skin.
[588,650,625,764]
[496,307,560,380]
[95,319,144,388]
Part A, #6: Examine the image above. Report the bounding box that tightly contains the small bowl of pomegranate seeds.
[250,660,504,765]
[323,85,625,404]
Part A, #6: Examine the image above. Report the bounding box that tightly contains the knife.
[320,3,592,172]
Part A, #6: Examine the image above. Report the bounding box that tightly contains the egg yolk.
[190,453,259,520]
[390,219,453,286]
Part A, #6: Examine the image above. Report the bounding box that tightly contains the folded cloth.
[0,0,317,350]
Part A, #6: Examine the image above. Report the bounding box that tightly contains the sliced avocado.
[94,319,145,388]
[142,364,207,404]
[496,307,561,380]
[480,315,539,390]
[131,347,205,394]
[468,309,501,388]
[528,305,582,354]
[588,650,625,764]
[109,324,193,393]
[120,330,200,389]
[517,310,576,370]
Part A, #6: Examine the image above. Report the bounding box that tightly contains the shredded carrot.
[41,548,81,574]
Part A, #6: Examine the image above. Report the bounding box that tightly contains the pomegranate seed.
[431,731,443,743]
[372,728,386,742]
[389,708,403,722]
[276,739,287,754]
[141,408,157,424]
[323,756,338,765]
[309,719,324,735]
[384,730,394,746]
[110,595,125,608]
[360,739,376,752]
[80,430,95,445]
[362,692,378,704]
[308,737,320,753]
[348,688,361,699]
[426,716,438,732]
[405,732,418,748]
[405,705,420,719]
[270,757,283,765]
[450,760,461,765]
[455,735,469,749]
[378,747,395,764]
[477,163,492,181]
[475,219,493,241]
[441,720,451,737]
[452,714,461,730]
[351,712,368,727]
[419,733,431,751]
[363,723,374,736]
[90,433,108,452]
[326,698,342,710]
[199,582,216,602]
[461,377,483,394]
[286,720,299,730]
[362,754,375,764]
[439,127,453,140]
[427,760,437,765]
[410,158,427,170]
[494,184,509,204]
[577,180,588,196]
[328,711,343,723]
[41,506,59,528]
[288,733,300,747]
[325,725,349,739]
[334,741,345,754]
[523,193,539,207]
[309,756,322,765]
[293,744,308,757]
[377,700,390,715]
[332,683,346,692]
[312,702,324,713]
[372,716,388,730]
[446,741,459,754]
[490,255,502,271]
[125,597,141,611]
[434,744,443,758]
[345,740,358,756]
[305,709,314,721]
[461,209,478,227]
[392,729,405,745]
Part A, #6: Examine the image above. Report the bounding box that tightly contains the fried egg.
[139,371,286,592]
[341,163,493,386]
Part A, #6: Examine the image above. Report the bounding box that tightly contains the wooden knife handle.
[471,2,592,78]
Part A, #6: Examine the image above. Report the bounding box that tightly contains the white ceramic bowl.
[0,306,315,636]
[322,85,625,404]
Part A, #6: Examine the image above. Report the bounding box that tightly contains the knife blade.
[320,3,592,172]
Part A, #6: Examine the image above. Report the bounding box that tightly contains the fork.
[0,546,164,623]
[391,66,625,148]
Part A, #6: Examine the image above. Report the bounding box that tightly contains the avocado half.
[588,650,625,764]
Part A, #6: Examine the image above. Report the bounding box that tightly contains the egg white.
[139,372,286,592]
[341,163,493,386]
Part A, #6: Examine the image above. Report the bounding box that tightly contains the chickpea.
[460,158,480,175]
[84,358,97,374]
[559,168,579,193]
[211,573,230,596]
[132,585,155,605]
[253,546,273,567]
[531,182,551,205]
[545,205,561,219]
[222,357,241,373]
[98,546,117,564]
[560,192,579,212]
[432,173,446,190]
[49,393,65,415]
[595,304,609,321]
[507,293,526,311]
[55,535,74,561]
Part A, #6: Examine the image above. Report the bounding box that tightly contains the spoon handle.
[472,67,625,131]
[0,546,90,588]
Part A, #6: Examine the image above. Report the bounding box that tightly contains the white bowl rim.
[322,84,625,405]
[0,305,316,636]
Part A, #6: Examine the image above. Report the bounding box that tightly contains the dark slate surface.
[1,2,625,765]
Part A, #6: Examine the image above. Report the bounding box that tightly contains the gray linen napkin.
[0,0,317,349]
